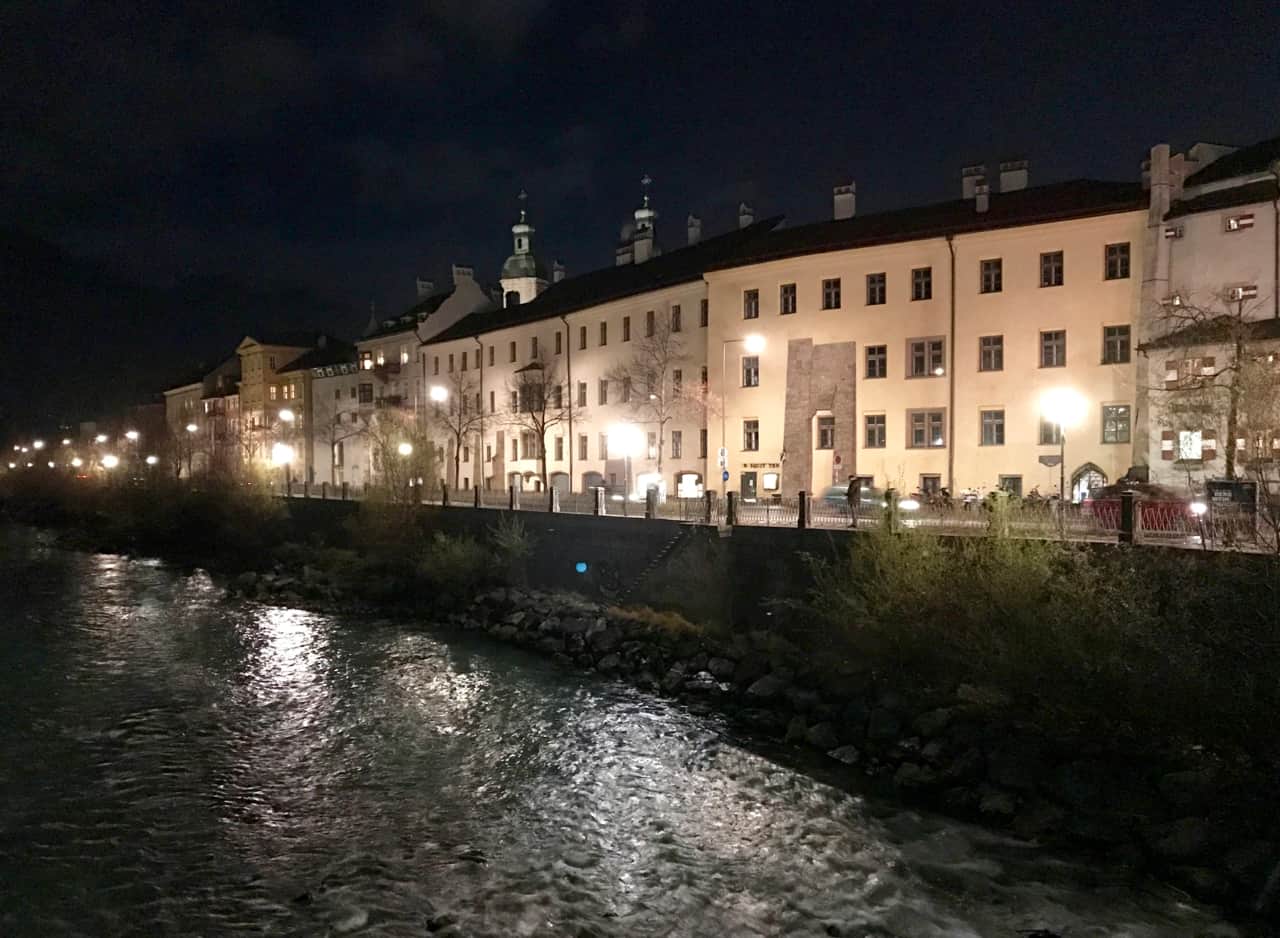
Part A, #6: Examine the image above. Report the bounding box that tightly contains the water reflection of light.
[385,637,492,737]
[255,607,322,689]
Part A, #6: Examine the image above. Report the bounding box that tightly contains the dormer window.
[1225,213,1255,232]
[505,291,520,308]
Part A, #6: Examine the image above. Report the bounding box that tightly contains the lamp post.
[1040,388,1087,537]
[608,423,644,517]
[720,334,765,499]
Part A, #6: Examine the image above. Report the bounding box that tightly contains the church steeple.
[632,173,658,263]
[499,190,549,307]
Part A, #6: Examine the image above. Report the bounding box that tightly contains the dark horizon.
[3,0,1278,435]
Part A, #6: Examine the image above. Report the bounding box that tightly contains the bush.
[417,531,490,606]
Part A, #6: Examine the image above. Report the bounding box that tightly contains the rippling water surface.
[0,526,1239,937]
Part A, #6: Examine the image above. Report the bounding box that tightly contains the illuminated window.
[1039,417,1062,445]
[1102,405,1131,444]
[908,338,945,377]
[816,415,835,449]
[1178,430,1203,460]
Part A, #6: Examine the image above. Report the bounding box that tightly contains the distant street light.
[125,430,139,442]
[95,434,108,444]
[279,409,295,424]
[397,441,414,457]
[102,454,120,469]
[145,455,159,466]
[429,385,449,403]
[1040,387,1088,535]
[271,442,295,467]
[70,457,83,468]
[32,440,45,450]
[608,423,646,513]
[47,461,55,469]
[185,423,198,434]
[61,438,71,446]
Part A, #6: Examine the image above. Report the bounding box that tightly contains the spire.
[362,300,379,337]
[517,188,528,223]
[640,173,652,209]
[511,190,534,256]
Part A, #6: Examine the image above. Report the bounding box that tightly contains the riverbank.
[4,476,1279,928]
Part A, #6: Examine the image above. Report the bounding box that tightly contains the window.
[980,258,1002,293]
[742,355,760,387]
[742,420,759,451]
[505,290,520,308]
[621,377,632,403]
[999,475,1022,497]
[488,345,495,367]
[822,278,841,309]
[530,336,538,359]
[510,390,518,411]
[460,351,468,371]
[1040,251,1064,287]
[1178,430,1203,461]
[550,384,562,409]
[475,392,481,412]
[645,309,655,337]
[623,316,631,341]
[598,379,608,405]
[508,341,517,363]
[817,415,835,449]
[269,385,277,401]
[700,299,709,327]
[920,475,942,495]
[1102,404,1131,444]
[474,349,480,369]
[780,283,797,314]
[358,383,373,404]
[699,429,708,458]
[433,356,440,375]
[1039,417,1062,445]
[671,305,682,332]
[864,414,886,448]
[578,435,588,461]
[555,436,564,461]
[672,369,682,394]
[909,338,945,377]
[647,431,657,459]
[599,433,609,460]
[334,388,342,400]
[866,272,886,305]
[555,332,562,355]
[1102,325,1130,364]
[579,326,587,350]
[1105,242,1131,280]
[864,344,887,379]
[486,444,492,463]
[742,289,759,320]
[700,366,708,391]
[269,355,277,370]
[908,410,946,448]
[1040,330,1066,367]
[979,335,1003,372]
[912,267,932,301]
[489,390,495,413]
[448,353,455,372]
[980,409,1005,446]
[512,439,519,461]
[599,322,607,346]
[671,430,682,459]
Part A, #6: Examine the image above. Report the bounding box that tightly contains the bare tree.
[312,392,365,486]
[605,312,694,476]
[358,407,438,504]
[506,355,580,491]
[429,368,484,489]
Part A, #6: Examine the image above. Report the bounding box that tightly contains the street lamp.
[185,423,198,434]
[608,423,645,515]
[720,333,765,498]
[429,385,448,404]
[70,457,83,468]
[1040,388,1087,535]
[32,439,45,450]
[397,441,414,457]
[278,408,295,424]
[95,434,108,444]
[145,454,159,466]
[61,438,71,446]
[125,430,139,442]
[102,454,120,469]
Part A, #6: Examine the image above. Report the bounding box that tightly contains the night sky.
[2,0,1277,435]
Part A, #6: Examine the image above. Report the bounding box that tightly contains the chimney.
[552,260,565,283]
[998,159,1028,192]
[633,229,654,264]
[687,214,702,245]
[961,164,986,199]
[974,182,990,213]
[451,264,474,284]
[415,278,434,298]
[833,182,856,220]
[738,202,755,229]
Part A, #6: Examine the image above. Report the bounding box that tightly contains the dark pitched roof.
[424,218,783,345]
[244,330,334,349]
[1185,134,1280,187]
[1166,179,1277,220]
[278,338,358,373]
[365,289,456,339]
[1140,315,1280,350]
[705,180,1146,270]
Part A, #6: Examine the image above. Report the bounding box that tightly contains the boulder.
[733,653,771,686]
[504,610,527,626]
[1222,839,1276,886]
[912,708,953,738]
[745,674,789,700]
[707,657,736,680]
[893,762,938,790]
[561,617,592,635]
[739,709,786,732]
[660,665,686,694]
[954,683,1013,710]
[805,722,840,750]
[1147,816,1219,862]
[1157,766,1220,810]
[942,747,984,783]
[866,708,901,741]
[1044,760,1112,809]
[1012,799,1066,840]
[978,787,1017,818]
[683,671,718,693]
[589,628,623,654]
[537,636,565,655]
[785,715,808,743]
[986,746,1040,791]
[827,745,861,765]
[785,686,821,713]
[1170,865,1234,902]
[595,653,622,673]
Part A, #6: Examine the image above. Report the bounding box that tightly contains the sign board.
[722,470,730,482]
[717,446,728,469]
[1038,455,1062,467]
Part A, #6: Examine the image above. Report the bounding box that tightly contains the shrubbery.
[802,524,1280,759]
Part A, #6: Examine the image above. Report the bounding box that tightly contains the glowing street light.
[899,497,921,511]
[1190,501,1208,517]
[145,454,159,466]
[608,423,646,512]
[20,446,28,453]
[125,430,139,442]
[32,440,45,450]
[102,454,120,469]
[47,461,55,469]
[61,438,71,446]
[278,408,295,424]
[6,463,14,470]
[271,442,295,467]
[397,441,414,457]
[185,423,198,434]
[429,385,449,403]
[70,457,83,468]
[95,434,108,444]
[1040,387,1088,535]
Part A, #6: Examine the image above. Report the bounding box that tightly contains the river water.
[0,527,1240,937]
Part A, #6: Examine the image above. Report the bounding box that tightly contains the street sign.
[722,470,730,482]
[717,446,728,468]
[1038,455,1062,467]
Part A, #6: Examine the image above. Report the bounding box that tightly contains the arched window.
[505,291,521,308]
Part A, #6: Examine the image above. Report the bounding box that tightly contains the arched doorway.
[582,470,604,492]
[674,471,704,498]
[549,471,570,495]
[508,471,524,491]
[1071,463,1108,503]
